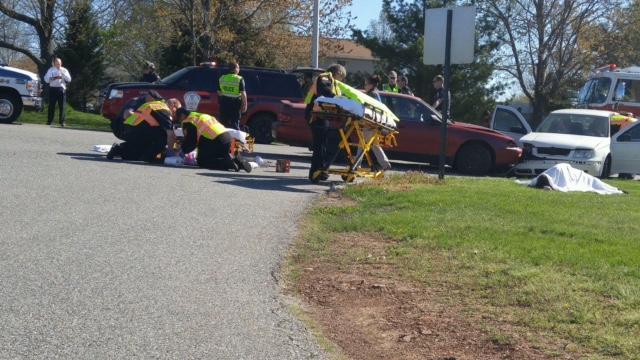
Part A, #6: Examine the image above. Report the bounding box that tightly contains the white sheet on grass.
[527,163,623,195]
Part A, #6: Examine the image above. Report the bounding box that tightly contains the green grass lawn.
[300,175,640,358]
[19,106,110,132]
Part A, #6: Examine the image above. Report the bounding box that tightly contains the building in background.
[319,39,378,74]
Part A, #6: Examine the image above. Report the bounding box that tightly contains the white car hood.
[521,132,609,150]
[2,65,39,81]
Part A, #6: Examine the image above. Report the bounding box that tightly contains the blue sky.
[349,0,383,31]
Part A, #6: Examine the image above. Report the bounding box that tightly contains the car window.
[381,95,424,122]
[537,113,609,137]
[613,79,640,103]
[493,108,526,133]
[587,77,611,104]
[254,72,303,98]
[618,123,640,142]
[159,67,191,85]
[172,68,219,92]
[240,71,259,94]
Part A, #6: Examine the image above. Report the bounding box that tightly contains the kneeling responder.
[304,63,347,183]
[111,90,163,140]
[218,61,247,130]
[174,108,251,172]
[106,96,176,162]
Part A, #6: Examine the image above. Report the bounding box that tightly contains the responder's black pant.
[47,87,66,125]
[119,125,167,163]
[309,119,331,180]
[219,96,242,130]
[196,132,237,171]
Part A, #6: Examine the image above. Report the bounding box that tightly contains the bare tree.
[0,0,61,79]
[483,0,619,124]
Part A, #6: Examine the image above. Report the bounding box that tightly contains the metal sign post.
[438,9,452,180]
[424,6,476,180]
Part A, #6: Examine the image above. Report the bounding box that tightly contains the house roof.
[322,39,377,61]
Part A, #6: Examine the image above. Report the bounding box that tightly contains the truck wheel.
[0,92,22,124]
[600,155,611,179]
[249,114,274,144]
[455,143,493,176]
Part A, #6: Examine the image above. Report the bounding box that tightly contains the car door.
[611,121,640,174]
[490,105,532,146]
[381,94,440,161]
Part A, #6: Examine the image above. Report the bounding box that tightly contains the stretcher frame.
[313,102,398,183]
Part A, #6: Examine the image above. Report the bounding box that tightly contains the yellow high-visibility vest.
[218,74,243,97]
[304,72,341,104]
[183,111,227,142]
[124,100,170,127]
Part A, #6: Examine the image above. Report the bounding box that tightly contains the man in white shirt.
[44,57,72,127]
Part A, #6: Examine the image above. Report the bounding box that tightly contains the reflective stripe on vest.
[124,100,169,127]
[219,74,242,97]
[183,112,227,142]
[304,72,341,104]
[383,84,399,93]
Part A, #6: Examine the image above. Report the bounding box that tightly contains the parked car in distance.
[101,63,304,143]
[513,109,633,177]
[611,119,640,177]
[276,91,522,175]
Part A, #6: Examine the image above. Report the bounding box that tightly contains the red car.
[101,63,304,143]
[275,92,522,175]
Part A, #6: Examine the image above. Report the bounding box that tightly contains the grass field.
[19,107,110,132]
[294,174,640,358]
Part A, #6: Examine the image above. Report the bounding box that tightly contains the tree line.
[1,0,639,124]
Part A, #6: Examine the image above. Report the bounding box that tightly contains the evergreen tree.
[58,1,105,111]
[354,0,504,124]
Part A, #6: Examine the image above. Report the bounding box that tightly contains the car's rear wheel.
[0,92,22,124]
[455,143,493,176]
[248,113,274,144]
[600,155,611,178]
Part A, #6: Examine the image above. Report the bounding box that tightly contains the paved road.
[0,124,326,359]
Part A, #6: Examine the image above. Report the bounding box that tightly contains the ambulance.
[577,64,640,116]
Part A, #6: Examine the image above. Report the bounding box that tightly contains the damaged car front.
[514,109,614,178]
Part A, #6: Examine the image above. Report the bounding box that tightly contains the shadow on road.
[56,152,194,170]
[197,172,320,194]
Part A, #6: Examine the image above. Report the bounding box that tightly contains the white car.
[512,109,617,177]
[611,119,640,177]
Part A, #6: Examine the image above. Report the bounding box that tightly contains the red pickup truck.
[101,64,304,143]
[275,92,522,175]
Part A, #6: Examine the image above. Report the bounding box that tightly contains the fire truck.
[577,64,640,116]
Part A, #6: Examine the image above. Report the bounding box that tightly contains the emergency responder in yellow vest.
[174,108,252,172]
[383,70,399,93]
[218,61,247,130]
[106,95,176,163]
[304,63,347,183]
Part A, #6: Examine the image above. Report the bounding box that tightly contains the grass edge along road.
[285,173,640,359]
[19,108,110,132]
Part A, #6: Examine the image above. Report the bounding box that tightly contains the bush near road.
[19,108,109,132]
[288,174,640,359]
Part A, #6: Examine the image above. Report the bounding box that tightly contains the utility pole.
[311,0,319,67]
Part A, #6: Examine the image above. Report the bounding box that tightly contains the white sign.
[183,91,201,111]
[424,6,476,65]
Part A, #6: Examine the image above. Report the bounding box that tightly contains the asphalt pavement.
[0,124,327,359]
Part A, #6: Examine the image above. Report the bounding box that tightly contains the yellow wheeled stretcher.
[312,87,399,183]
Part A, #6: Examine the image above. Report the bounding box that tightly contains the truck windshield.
[537,113,609,137]
[577,77,611,104]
